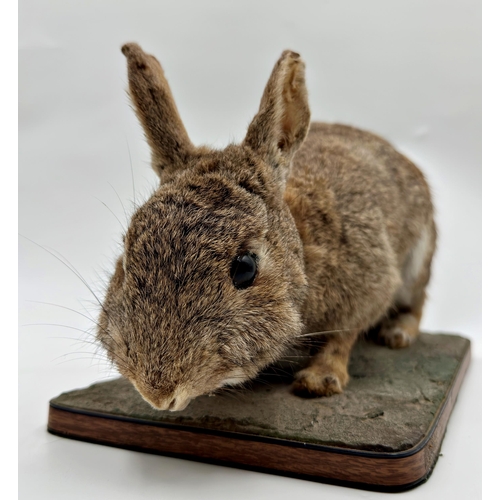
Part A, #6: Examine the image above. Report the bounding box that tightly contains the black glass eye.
[230,253,257,289]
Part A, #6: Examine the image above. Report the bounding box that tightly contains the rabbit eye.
[230,253,257,289]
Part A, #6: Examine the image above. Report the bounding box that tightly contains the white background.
[18,1,481,498]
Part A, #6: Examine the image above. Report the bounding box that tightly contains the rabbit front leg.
[292,330,359,397]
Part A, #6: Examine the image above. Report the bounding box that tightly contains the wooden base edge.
[45,424,435,493]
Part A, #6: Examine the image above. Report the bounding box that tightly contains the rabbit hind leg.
[378,224,435,349]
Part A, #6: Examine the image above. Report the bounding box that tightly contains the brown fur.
[97,43,436,411]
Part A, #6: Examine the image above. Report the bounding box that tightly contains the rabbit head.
[97,43,310,411]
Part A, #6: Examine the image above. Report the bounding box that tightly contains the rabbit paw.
[378,325,412,349]
[292,365,348,398]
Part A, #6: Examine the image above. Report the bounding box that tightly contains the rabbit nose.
[137,387,191,412]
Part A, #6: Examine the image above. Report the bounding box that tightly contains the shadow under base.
[48,332,470,492]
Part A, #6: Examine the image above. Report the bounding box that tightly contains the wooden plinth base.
[48,333,470,492]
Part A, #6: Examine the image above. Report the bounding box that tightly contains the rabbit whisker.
[26,300,98,325]
[296,328,357,338]
[107,181,128,221]
[95,197,127,233]
[20,235,106,312]
[124,136,136,208]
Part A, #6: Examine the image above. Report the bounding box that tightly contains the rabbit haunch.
[97,43,435,411]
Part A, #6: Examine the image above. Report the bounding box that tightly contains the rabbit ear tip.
[121,43,141,57]
[283,50,300,59]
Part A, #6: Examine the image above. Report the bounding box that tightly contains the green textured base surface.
[50,333,470,453]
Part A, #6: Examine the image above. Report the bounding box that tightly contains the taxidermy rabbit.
[97,43,436,411]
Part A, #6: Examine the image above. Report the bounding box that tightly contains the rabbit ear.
[244,50,310,170]
[122,43,195,177]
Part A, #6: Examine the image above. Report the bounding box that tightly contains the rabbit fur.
[97,43,436,411]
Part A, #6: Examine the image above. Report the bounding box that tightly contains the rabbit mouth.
[142,392,193,412]
[129,379,193,412]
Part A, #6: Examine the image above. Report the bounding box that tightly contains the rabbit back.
[286,122,436,334]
